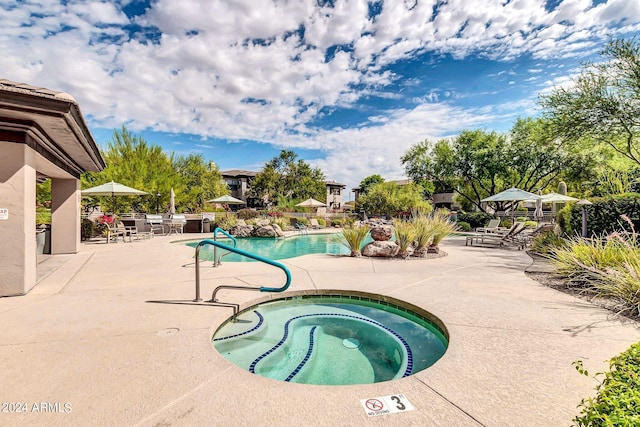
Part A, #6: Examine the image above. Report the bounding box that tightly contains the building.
[220,169,260,208]
[221,170,346,210]
[0,79,105,296]
[325,180,346,210]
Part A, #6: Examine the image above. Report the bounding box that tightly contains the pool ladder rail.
[194,228,292,310]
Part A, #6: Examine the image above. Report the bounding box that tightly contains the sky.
[1,0,640,198]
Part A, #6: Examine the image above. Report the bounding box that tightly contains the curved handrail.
[194,238,292,302]
[212,227,237,266]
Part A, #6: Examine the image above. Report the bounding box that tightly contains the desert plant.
[427,210,459,252]
[413,216,435,256]
[530,231,566,255]
[338,225,371,257]
[393,219,416,258]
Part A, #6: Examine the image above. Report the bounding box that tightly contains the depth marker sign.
[360,394,414,417]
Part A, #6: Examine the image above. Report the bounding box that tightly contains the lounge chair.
[309,218,321,229]
[521,223,556,246]
[476,218,501,233]
[465,222,527,250]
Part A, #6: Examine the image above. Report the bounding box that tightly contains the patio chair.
[521,223,556,246]
[309,218,321,229]
[115,221,140,242]
[476,218,500,233]
[105,222,126,243]
[465,222,527,250]
[146,214,165,236]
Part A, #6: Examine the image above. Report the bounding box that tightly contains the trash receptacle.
[202,218,211,233]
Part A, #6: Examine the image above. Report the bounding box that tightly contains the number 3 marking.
[390,395,406,411]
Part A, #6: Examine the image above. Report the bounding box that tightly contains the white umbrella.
[82,181,148,213]
[169,188,176,214]
[481,187,541,202]
[539,192,579,203]
[534,189,544,221]
[206,195,246,205]
[295,198,327,207]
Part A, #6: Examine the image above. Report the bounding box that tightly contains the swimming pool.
[212,292,448,385]
[186,233,353,262]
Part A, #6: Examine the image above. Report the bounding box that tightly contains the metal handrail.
[212,227,237,267]
[194,238,292,303]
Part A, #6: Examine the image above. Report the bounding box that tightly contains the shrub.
[393,219,415,258]
[530,231,566,255]
[36,207,51,226]
[574,343,640,426]
[236,209,260,220]
[81,218,95,240]
[315,218,326,227]
[338,225,371,257]
[565,194,640,237]
[456,221,471,232]
[499,218,513,228]
[457,212,493,229]
[524,220,538,228]
[217,215,237,230]
[296,217,309,226]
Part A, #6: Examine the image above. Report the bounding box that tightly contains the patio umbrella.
[81,181,148,213]
[481,187,541,202]
[539,192,579,203]
[206,195,246,205]
[295,198,327,207]
[169,188,176,214]
[534,189,544,221]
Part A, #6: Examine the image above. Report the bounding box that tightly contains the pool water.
[212,295,448,385]
[186,233,355,262]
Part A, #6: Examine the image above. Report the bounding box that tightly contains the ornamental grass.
[338,224,371,257]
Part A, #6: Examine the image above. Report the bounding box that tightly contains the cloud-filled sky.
[1,0,639,195]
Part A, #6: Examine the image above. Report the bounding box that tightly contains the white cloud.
[0,0,639,189]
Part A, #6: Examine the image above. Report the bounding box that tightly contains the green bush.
[500,219,513,228]
[457,212,493,229]
[530,230,566,255]
[236,209,260,220]
[456,221,471,232]
[81,218,95,240]
[575,343,640,426]
[524,220,538,228]
[36,207,51,226]
[566,194,640,237]
[296,217,309,226]
[315,218,326,227]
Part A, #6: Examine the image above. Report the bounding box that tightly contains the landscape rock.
[370,225,394,241]
[229,224,252,238]
[362,241,399,257]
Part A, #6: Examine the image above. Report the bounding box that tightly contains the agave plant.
[338,225,371,257]
[393,219,416,258]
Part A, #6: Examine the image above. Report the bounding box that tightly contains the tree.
[540,37,640,167]
[82,126,225,213]
[249,149,326,205]
[359,174,384,195]
[357,182,431,218]
[173,155,228,212]
[401,120,591,212]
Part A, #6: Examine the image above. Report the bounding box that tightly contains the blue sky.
[1,0,639,196]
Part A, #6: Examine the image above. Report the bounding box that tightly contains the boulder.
[229,224,252,238]
[362,241,399,257]
[370,225,394,241]
[253,224,284,238]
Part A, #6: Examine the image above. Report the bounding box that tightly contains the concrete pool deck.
[2,232,639,426]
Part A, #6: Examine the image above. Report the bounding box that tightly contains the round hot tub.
[212,292,448,385]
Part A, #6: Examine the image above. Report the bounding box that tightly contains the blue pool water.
[186,233,356,262]
[212,294,448,385]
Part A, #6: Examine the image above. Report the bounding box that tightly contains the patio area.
[1,233,639,426]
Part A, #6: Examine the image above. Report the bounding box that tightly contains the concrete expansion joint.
[412,376,486,426]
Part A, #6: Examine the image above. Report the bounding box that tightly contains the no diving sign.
[360,394,414,417]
